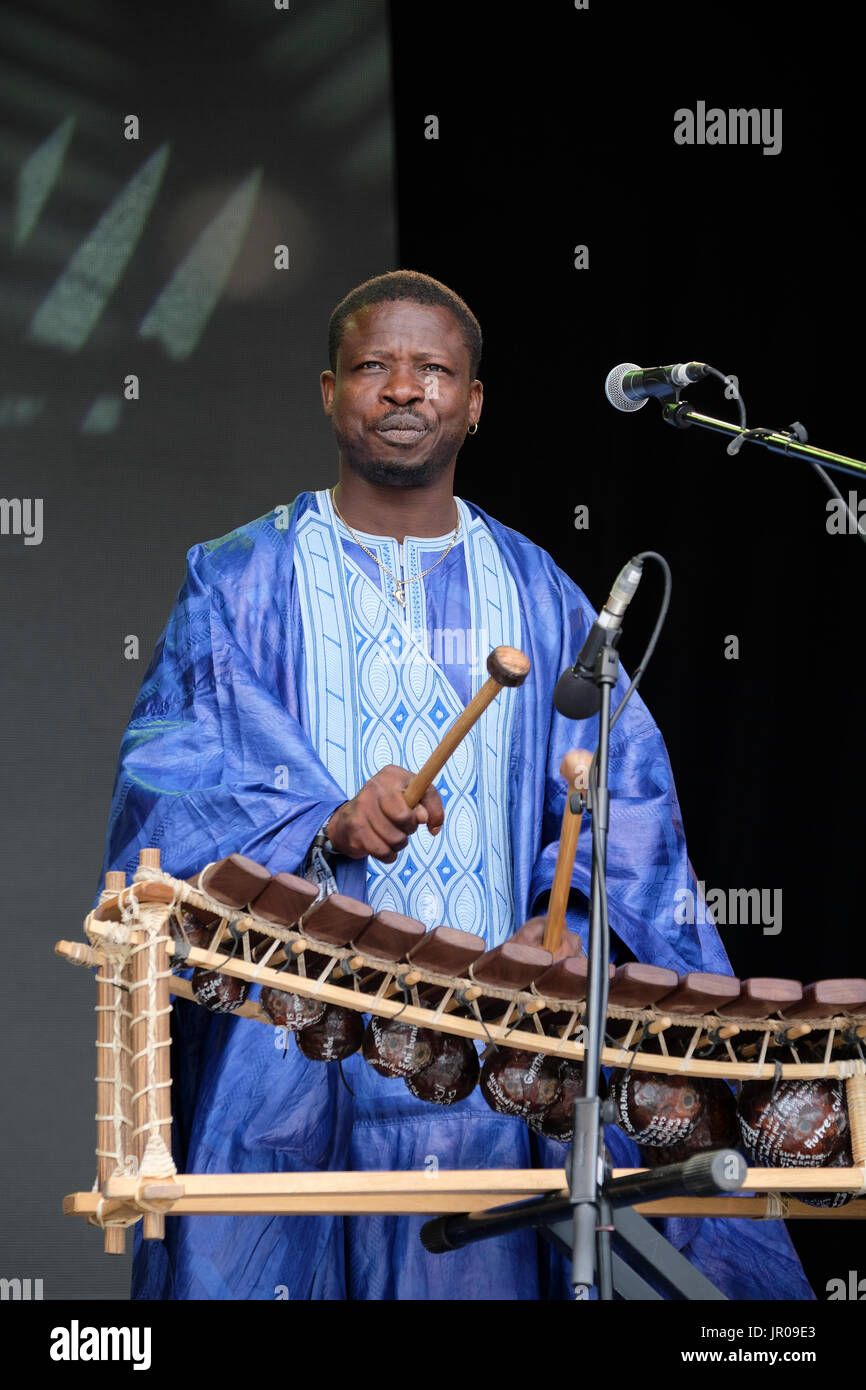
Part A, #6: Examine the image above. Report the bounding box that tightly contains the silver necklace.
[330,486,460,607]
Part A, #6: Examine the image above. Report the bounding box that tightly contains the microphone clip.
[554,629,622,720]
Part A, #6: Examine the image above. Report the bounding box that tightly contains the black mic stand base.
[542,1202,728,1301]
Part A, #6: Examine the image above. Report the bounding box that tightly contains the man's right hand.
[325,764,445,864]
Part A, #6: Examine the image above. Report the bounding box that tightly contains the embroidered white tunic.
[292,488,522,947]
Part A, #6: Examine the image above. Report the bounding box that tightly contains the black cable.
[578,549,674,1295]
[701,364,747,431]
[608,550,672,737]
[700,366,750,430]
[584,550,672,795]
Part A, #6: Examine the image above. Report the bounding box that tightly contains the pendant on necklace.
[393,582,406,607]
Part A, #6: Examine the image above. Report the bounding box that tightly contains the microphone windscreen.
[553,668,601,719]
[419,1218,456,1254]
[682,1148,747,1196]
[604,362,646,413]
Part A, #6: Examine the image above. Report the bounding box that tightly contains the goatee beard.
[341,445,455,490]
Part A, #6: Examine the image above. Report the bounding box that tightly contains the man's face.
[320,299,482,488]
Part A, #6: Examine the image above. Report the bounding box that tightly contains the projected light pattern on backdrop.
[0,0,396,1304]
[0,0,395,435]
[14,113,75,247]
[28,142,173,354]
[23,135,263,364]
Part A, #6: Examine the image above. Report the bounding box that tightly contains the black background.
[389,0,863,1295]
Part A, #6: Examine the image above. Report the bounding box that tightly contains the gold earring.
[467,422,478,435]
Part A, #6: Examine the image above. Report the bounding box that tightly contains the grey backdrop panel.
[0,0,396,1300]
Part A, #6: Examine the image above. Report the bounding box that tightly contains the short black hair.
[327,269,482,378]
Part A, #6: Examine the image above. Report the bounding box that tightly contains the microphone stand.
[661,401,866,479]
[570,636,619,1299]
[419,556,740,1299]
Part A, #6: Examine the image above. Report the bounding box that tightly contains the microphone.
[605,361,710,413]
[419,1149,745,1254]
[554,556,644,719]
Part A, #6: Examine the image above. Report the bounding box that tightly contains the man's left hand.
[512,914,585,963]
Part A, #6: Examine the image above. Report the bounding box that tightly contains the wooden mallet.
[403,646,530,808]
[542,749,594,953]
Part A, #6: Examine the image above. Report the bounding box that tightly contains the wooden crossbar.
[62,1166,866,1219]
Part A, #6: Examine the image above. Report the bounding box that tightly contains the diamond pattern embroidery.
[436,855,455,882]
[428,697,450,728]
[295,497,520,946]
[390,700,409,729]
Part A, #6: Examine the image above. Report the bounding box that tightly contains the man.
[101,270,812,1300]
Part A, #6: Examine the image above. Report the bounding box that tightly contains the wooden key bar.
[465,941,553,1021]
[340,910,429,992]
[251,872,319,928]
[352,910,428,961]
[534,955,614,1031]
[655,971,741,1013]
[192,853,272,908]
[407,926,487,1008]
[472,942,553,990]
[407,925,486,975]
[536,955,594,1002]
[717,977,803,1019]
[607,962,678,1009]
[302,893,374,948]
[780,979,866,1020]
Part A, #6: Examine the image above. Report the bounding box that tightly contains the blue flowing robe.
[99,491,813,1300]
